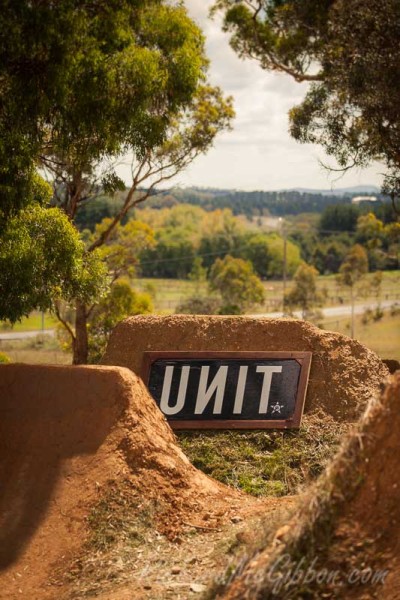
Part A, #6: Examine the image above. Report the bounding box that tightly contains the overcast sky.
[120,0,384,192]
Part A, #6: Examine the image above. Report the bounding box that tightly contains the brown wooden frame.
[142,351,312,430]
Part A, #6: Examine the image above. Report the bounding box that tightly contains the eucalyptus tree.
[34,4,234,363]
[337,244,369,338]
[0,1,234,363]
[42,82,234,362]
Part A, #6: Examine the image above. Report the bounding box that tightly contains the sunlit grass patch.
[178,411,349,497]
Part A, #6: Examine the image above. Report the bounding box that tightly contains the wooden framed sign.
[142,351,312,430]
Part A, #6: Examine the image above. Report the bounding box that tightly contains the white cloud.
[117,0,384,191]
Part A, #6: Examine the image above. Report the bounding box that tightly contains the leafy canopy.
[209,254,265,313]
[337,244,369,289]
[0,1,230,334]
[0,205,106,323]
[88,279,153,363]
[0,0,208,225]
[285,263,326,319]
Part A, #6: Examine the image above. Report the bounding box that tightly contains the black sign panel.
[143,352,311,429]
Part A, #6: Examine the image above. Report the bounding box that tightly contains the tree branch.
[53,301,75,342]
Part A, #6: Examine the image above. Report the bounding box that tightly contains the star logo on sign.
[270,402,284,414]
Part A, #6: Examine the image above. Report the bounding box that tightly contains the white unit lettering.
[256,366,283,413]
[233,365,248,414]
[195,366,229,414]
[160,365,190,415]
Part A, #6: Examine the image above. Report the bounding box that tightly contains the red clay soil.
[0,364,251,600]
[101,315,388,420]
[218,372,400,600]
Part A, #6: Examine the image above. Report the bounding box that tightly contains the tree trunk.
[73,301,89,364]
[350,286,355,339]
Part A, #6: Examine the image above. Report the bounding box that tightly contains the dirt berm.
[0,364,242,600]
[101,315,388,420]
[217,372,400,600]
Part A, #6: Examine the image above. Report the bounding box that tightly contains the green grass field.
[1,308,398,364]
[1,271,398,329]
[135,271,400,314]
[0,336,71,365]
[1,271,398,362]
[0,311,58,332]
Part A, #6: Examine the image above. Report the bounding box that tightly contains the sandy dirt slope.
[102,315,388,420]
[218,372,400,600]
[0,364,246,600]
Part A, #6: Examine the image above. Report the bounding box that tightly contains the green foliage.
[0,205,106,323]
[74,196,126,232]
[1,0,232,365]
[198,209,246,269]
[285,264,326,320]
[156,187,393,218]
[92,218,155,281]
[354,214,400,270]
[289,0,400,197]
[356,212,384,248]
[188,257,207,283]
[319,204,360,233]
[47,84,233,222]
[0,352,11,364]
[337,244,369,289]
[0,1,209,222]
[140,227,197,279]
[241,233,271,279]
[312,238,350,275]
[175,295,221,315]
[213,0,330,81]
[263,233,302,278]
[209,255,265,314]
[138,207,303,279]
[88,279,153,363]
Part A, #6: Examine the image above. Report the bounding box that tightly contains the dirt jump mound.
[0,364,237,599]
[217,372,400,600]
[102,315,388,421]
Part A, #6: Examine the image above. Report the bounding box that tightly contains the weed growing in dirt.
[178,412,349,497]
[59,480,160,598]
[86,480,154,552]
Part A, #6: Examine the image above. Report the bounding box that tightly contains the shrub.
[0,351,11,363]
[176,295,221,315]
[362,308,373,325]
[373,306,384,321]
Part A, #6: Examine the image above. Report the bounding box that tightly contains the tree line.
[136,188,390,218]
[74,199,399,280]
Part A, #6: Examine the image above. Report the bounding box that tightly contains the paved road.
[0,299,396,339]
[0,329,55,340]
[252,299,396,320]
